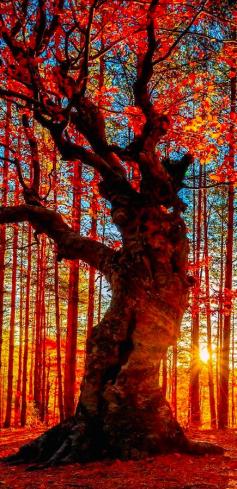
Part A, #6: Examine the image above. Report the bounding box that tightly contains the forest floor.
[0,428,237,489]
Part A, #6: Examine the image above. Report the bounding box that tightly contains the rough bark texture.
[0,0,227,464]
[0,157,223,467]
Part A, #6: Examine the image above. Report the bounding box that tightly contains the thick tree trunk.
[2,200,223,468]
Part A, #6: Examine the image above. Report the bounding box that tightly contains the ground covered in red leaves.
[0,428,237,489]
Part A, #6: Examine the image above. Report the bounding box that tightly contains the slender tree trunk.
[33,236,47,417]
[21,225,32,426]
[45,357,51,425]
[203,181,216,428]
[40,283,47,422]
[53,152,64,422]
[218,190,234,428]
[87,262,96,339]
[171,342,178,418]
[218,37,236,429]
[64,162,81,418]
[54,258,64,422]
[53,379,57,424]
[0,101,11,427]
[40,243,50,423]
[4,215,18,427]
[34,245,41,411]
[231,312,235,427]
[189,165,202,426]
[64,262,79,418]
[14,136,23,427]
[87,47,104,338]
[216,207,224,410]
[97,212,106,324]
[29,285,35,400]
[162,353,167,398]
[14,226,24,427]
[87,176,97,339]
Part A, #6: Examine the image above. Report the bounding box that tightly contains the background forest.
[0,0,236,435]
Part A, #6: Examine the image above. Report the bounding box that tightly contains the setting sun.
[200,346,210,364]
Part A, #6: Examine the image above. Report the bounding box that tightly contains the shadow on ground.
[0,428,236,489]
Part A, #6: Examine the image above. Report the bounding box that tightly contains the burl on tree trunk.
[1,154,222,469]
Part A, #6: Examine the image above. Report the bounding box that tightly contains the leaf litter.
[0,428,236,489]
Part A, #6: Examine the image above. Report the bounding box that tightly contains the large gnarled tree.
[0,0,226,467]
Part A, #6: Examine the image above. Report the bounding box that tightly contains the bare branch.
[0,86,43,108]
[0,205,115,277]
[11,0,29,37]
[133,0,158,118]
[33,0,47,53]
[14,159,28,189]
[41,169,56,202]
[27,119,138,213]
[0,18,25,58]
[184,181,235,190]
[0,153,27,189]
[153,1,208,66]
[32,0,65,54]
[49,128,122,179]
[78,0,97,96]
[128,0,170,156]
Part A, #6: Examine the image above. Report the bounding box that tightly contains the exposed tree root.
[1,408,224,470]
[183,439,224,456]
[1,417,78,466]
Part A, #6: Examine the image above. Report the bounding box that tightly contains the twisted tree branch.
[0,205,115,277]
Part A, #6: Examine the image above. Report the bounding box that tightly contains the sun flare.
[200,346,210,364]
